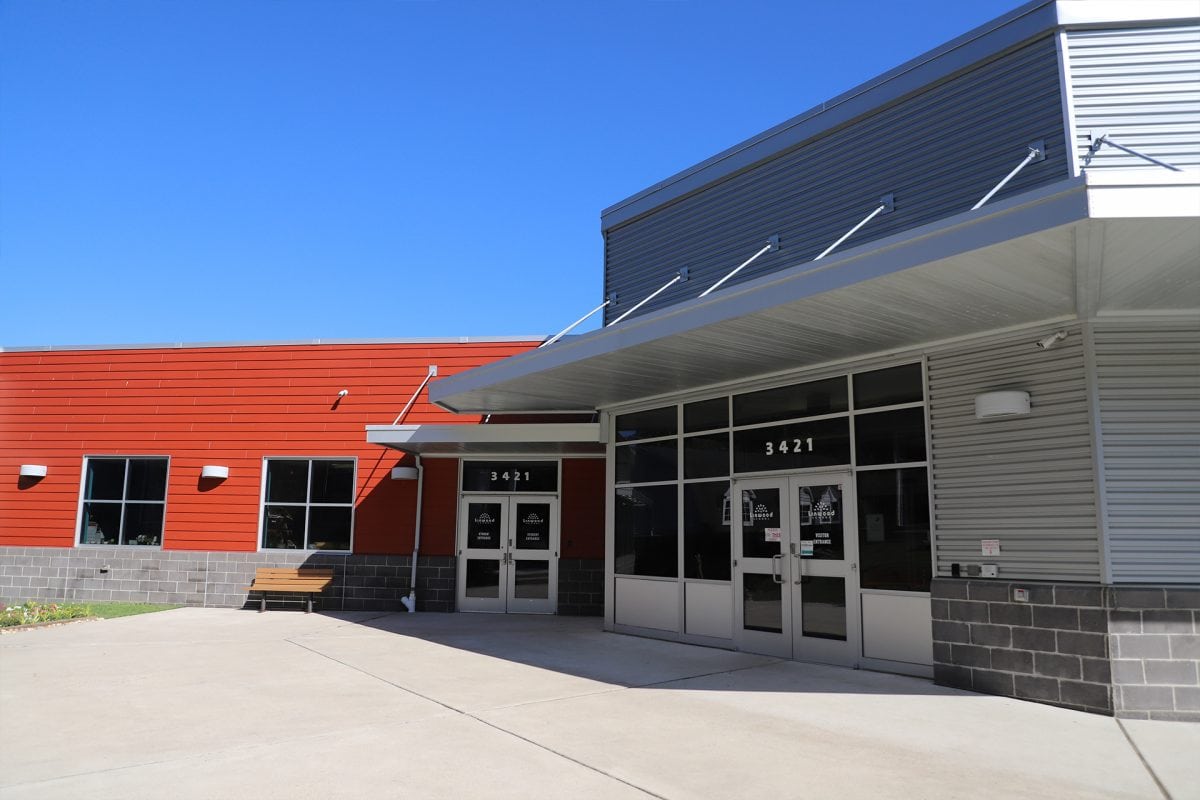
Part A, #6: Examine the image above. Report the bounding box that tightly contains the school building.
[2,0,1197,720]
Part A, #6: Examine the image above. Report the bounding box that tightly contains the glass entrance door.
[457,495,558,614]
[733,473,860,666]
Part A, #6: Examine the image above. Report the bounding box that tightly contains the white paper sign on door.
[981,539,1001,556]
[764,527,782,542]
[800,540,814,556]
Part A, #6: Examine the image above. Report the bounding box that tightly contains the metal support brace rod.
[1086,134,1182,172]
[813,202,888,261]
[700,241,776,298]
[608,272,684,326]
[539,299,611,348]
[391,365,438,425]
[973,143,1043,210]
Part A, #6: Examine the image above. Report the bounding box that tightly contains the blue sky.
[1,0,1022,347]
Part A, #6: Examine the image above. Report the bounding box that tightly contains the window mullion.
[119,458,131,545]
[304,460,314,550]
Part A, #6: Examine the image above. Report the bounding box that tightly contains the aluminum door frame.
[505,497,559,614]
[731,472,861,667]
[732,477,793,658]
[456,495,559,614]
[788,471,861,668]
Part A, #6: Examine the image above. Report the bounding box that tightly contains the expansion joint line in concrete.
[284,637,668,800]
[631,658,786,690]
[1115,719,1172,800]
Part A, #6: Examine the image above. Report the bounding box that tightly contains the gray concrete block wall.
[0,547,457,613]
[557,558,603,616]
[1109,587,1200,722]
[933,579,1200,720]
[932,579,1112,715]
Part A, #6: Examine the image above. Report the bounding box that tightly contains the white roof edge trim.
[365,422,603,446]
[1055,0,1200,26]
[0,335,546,354]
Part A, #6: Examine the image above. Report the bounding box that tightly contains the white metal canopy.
[430,172,1199,414]
[365,422,604,456]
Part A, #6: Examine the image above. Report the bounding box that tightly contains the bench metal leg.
[306,595,313,613]
[260,595,266,613]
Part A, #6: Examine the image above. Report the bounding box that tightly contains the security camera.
[337,389,349,397]
[1036,331,1068,350]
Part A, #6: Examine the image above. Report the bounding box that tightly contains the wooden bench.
[245,568,334,613]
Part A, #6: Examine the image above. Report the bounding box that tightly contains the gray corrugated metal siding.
[928,325,1101,582]
[603,36,1068,324]
[1095,321,1200,583]
[1068,25,1200,172]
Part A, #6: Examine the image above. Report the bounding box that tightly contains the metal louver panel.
[928,325,1101,582]
[1068,25,1200,171]
[602,36,1067,325]
[1095,321,1200,584]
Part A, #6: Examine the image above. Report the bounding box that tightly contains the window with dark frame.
[261,458,354,551]
[611,362,932,593]
[78,457,169,546]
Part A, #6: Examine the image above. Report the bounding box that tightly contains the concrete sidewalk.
[1,608,1196,799]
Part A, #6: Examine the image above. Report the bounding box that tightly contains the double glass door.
[457,495,558,614]
[733,473,860,666]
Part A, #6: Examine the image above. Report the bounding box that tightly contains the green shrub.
[0,601,93,628]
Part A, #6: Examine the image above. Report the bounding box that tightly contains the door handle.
[792,553,804,585]
[771,554,784,584]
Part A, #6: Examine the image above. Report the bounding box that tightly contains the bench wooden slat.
[246,567,335,613]
[247,585,331,591]
[252,569,334,577]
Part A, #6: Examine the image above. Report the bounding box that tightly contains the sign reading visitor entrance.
[799,484,844,559]
[462,461,558,493]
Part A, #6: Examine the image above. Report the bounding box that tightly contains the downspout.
[390,364,437,614]
[400,454,424,613]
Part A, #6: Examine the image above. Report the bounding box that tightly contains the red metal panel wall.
[0,342,535,553]
[561,458,605,559]
[416,458,460,557]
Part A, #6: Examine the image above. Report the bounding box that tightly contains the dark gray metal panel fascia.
[600,1,1059,230]
[431,177,1089,412]
[602,35,1069,324]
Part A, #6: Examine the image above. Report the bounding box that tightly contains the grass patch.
[89,602,182,619]
[0,600,181,627]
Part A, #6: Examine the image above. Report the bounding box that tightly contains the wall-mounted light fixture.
[200,465,230,480]
[975,391,1031,419]
[391,466,419,481]
[19,464,48,478]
